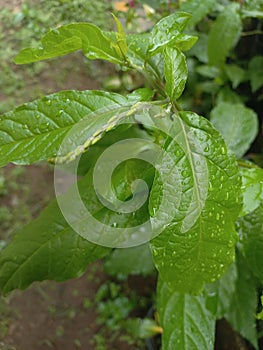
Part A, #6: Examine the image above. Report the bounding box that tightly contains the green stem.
[238,160,259,169]
[241,30,263,36]
[172,100,182,112]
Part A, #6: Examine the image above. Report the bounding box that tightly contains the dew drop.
[208,181,214,192]
[45,99,51,105]
[216,213,220,220]
[152,249,158,257]
[175,149,182,157]
[204,146,209,152]
[36,114,40,119]
[221,146,226,155]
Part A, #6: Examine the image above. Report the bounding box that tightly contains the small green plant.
[0,1,263,349]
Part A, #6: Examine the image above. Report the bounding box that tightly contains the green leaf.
[238,205,263,282]
[188,33,208,63]
[216,87,242,104]
[224,64,246,88]
[104,243,155,278]
[148,12,197,55]
[127,88,155,102]
[205,263,237,318]
[150,111,242,293]
[257,295,263,320]
[14,23,124,65]
[0,179,110,295]
[112,14,128,56]
[225,252,259,349]
[210,102,258,159]
[0,155,153,294]
[248,55,263,92]
[196,65,219,78]
[0,90,147,167]
[180,0,215,26]
[208,3,242,66]
[127,33,164,81]
[240,166,263,216]
[164,47,188,100]
[158,278,216,350]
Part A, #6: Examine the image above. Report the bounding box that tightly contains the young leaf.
[0,90,147,167]
[238,205,263,283]
[225,252,259,349]
[164,47,188,101]
[158,278,216,350]
[14,23,125,65]
[127,33,164,81]
[148,12,197,55]
[150,111,242,293]
[180,0,215,27]
[210,102,258,159]
[208,3,242,66]
[240,167,263,216]
[104,243,155,278]
[112,14,128,56]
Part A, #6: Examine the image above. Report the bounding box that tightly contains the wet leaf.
[158,278,216,350]
[0,90,149,167]
[240,166,263,216]
[14,23,125,65]
[148,12,197,55]
[150,111,241,293]
[164,47,188,100]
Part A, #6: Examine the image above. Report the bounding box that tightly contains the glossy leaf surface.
[150,111,242,293]
[158,278,215,350]
[164,47,187,100]
[14,23,124,64]
[0,90,147,167]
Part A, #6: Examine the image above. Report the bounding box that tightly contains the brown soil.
[4,264,106,350]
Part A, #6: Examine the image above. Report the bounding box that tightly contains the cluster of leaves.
[0,1,262,349]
